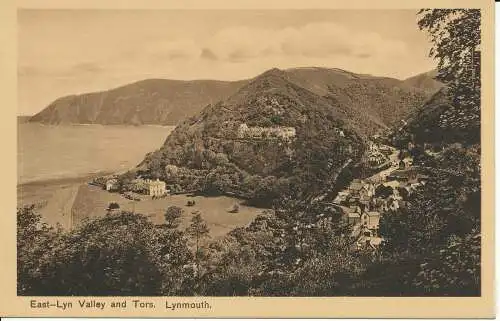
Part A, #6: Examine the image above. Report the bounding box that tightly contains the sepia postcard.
[0,0,495,318]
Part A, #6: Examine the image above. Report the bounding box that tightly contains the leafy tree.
[107,202,120,212]
[417,9,480,143]
[396,187,410,201]
[186,211,210,287]
[202,197,359,296]
[288,239,364,296]
[375,185,393,199]
[117,171,136,192]
[17,206,59,295]
[164,206,183,229]
[270,115,283,125]
[411,231,480,296]
[374,162,480,296]
[418,9,480,98]
[18,211,192,296]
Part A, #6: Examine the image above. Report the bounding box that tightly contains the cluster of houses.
[333,156,429,250]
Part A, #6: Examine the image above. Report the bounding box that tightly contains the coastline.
[19,122,176,129]
[17,170,118,188]
[17,169,123,228]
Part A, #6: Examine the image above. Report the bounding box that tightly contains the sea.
[17,123,174,185]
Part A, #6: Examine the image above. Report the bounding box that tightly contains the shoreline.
[20,122,177,129]
[17,170,118,188]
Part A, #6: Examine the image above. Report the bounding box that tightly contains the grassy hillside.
[285,67,438,135]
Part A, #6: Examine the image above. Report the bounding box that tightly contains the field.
[71,184,265,238]
[19,180,265,239]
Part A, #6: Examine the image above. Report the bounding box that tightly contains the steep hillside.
[29,67,437,131]
[402,69,443,93]
[136,68,366,205]
[29,79,248,125]
[285,67,436,134]
[391,86,480,146]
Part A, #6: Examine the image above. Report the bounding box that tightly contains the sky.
[18,9,437,115]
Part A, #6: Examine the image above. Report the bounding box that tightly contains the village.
[330,140,429,250]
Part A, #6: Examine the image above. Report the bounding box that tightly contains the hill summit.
[29,79,248,126]
[28,67,438,130]
[136,68,367,205]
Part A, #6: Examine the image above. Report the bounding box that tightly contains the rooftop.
[350,182,363,191]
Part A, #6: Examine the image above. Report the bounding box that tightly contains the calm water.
[18,123,173,184]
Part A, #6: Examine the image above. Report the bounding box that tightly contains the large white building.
[148,179,167,197]
[237,123,296,140]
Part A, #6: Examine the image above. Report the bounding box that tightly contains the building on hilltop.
[237,123,296,140]
[388,169,418,181]
[379,144,393,154]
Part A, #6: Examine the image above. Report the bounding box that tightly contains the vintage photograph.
[17,8,481,297]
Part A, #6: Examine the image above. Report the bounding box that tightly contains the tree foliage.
[17,209,192,295]
[373,143,481,295]
[164,206,184,229]
[417,9,480,141]
[17,206,58,295]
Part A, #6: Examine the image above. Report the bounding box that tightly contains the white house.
[106,178,118,191]
[148,179,167,197]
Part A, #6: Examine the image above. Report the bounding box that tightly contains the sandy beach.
[17,172,112,228]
